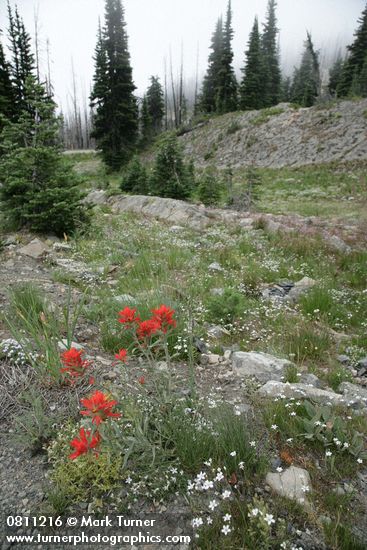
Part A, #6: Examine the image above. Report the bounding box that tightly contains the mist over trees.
[0,0,367,161]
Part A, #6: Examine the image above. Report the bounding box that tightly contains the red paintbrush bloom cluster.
[60,347,91,382]
[69,428,101,460]
[118,304,177,341]
[114,348,128,363]
[151,304,177,333]
[80,390,121,426]
[118,307,140,325]
[136,318,161,340]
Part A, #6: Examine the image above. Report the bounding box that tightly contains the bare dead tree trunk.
[169,47,178,128]
[164,57,168,131]
[34,6,40,82]
[178,43,184,126]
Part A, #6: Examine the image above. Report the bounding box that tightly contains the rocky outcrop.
[179,99,367,169]
[258,381,346,406]
[109,195,214,230]
[232,351,293,383]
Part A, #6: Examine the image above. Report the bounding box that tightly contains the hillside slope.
[179,99,367,169]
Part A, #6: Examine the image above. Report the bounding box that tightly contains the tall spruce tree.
[216,0,238,113]
[291,32,320,107]
[337,4,367,97]
[328,56,344,96]
[0,76,88,235]
[0,32,16,123]
[261,0,281,107]
[200,17,224,113]
[90,0,138,170]
[140,95,152,145]
[7,3,35,114]
[146,76,164,135]
[239,17,264,110]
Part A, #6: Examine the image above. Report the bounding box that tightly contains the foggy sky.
[0,0,365,112]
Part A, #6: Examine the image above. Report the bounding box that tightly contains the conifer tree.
[90,0,138,170]
[239,17,264,110]
[150,136,193,200]
[146,76,164,135]
[261,0,281,107]
[337,4,367,97]
[7,3,35,113]
[200,17,224,113]
[0,77,88,235]
[0,32,16,123]
[216,0,238,113]
[291,32,320,107]
[140,95,152,145]
[328,56,344,96]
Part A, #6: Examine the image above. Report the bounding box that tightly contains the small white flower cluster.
[188,460,242,539]
[0,338,37,368]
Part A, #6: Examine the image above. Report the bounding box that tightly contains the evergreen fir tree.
[0,76,88,236]
[7,3,35,113]
[200,17,224,113]
[328,56,344,96]
[291,32,320,107]
[197,169,222,206]
[146,76,164,135]
[90,20,109,110]
[0,32,16,123]
[120,156,148,194]
[140,95,152,145]
[261,0,281,107]
[150,136,193,200]
[239,17,264,110]
[337,4,367,97]
[280,75,292,102]
[90,0,138,170]
[216,0,238,113]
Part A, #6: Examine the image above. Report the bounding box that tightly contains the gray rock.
[208,262,224,272]
[337,354,350,365]
[339,382,367,409]
[327,235,352,254]
[258,381,345,405]
[286,276,317,303]
[18,238,50,260]
[58,339,84,351]
[201,353,221,365]
[232,351,293,382]
[207,324,230,339]
[83,189,108,205]
[266,465,312,504]
[299,373,321,387]
[358,357,367,369]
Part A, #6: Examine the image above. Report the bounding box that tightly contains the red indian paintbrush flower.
[136,318,161,340]
[118,307,140,325]
[69,427,101,460]
[114,348,128,363]
[80,390,121,426]
[151,304,177,332]
[60,348,90,382]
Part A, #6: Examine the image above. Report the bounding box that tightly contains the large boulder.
[266,466,312,504]
[18,238,50,260]
[232,351,293,383]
